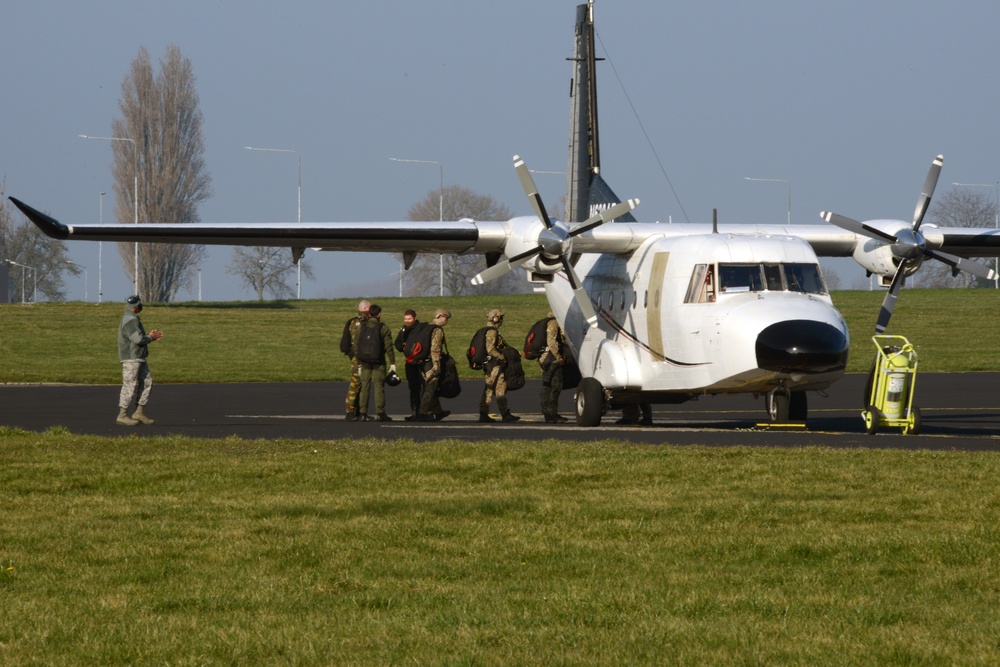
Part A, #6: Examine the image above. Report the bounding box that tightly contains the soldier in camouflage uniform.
[538,313,569,423]
[415,307,452,422]
[117,295,163,426]
[343,299,370,421]
[479,309,519,423]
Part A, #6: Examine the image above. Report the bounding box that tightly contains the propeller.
[472,155,638,328]
[822,154,997,333]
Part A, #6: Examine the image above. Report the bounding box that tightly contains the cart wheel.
[903,407,922,436]
[864,405,880,435]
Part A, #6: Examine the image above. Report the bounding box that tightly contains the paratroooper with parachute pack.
[532,312,569,423]
[476,309,519,423]
[354,303,396,421]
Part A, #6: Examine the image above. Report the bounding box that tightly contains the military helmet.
[487,308,504,324]
[385,370,402,387]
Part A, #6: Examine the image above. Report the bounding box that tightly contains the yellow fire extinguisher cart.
[862,335,921,435]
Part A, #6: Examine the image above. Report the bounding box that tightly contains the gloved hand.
[389,364,397,374]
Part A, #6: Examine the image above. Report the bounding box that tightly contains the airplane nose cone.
[755,320,849,374]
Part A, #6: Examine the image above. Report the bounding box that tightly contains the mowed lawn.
[1,432,1000,665]
[3,290,1000,664]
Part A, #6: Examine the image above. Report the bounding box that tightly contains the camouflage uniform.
[539,317,568,423]
[479,309,518,422]
[343,300,370,419]
[416,308,452,421]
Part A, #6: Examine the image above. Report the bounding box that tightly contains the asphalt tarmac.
[3,374,1000,450]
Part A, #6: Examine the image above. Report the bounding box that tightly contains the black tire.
[905,406,922,435]
[790,391,808,421]
[575,377,604,427]
[766,391,790,422]
[865,405,881,435]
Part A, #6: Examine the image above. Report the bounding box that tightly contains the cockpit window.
[784,263,826,293]
[686,262,827,301]
[719,264,764,293]
[684,263,716,303]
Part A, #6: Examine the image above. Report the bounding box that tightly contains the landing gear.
[575,377,605,427]
[766,388,807,423]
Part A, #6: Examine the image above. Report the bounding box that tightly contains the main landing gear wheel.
[575,377,604,427]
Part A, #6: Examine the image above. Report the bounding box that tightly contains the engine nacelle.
[504,215,572,280]
[850,219,925,278]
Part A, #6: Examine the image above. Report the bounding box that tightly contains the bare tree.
[226,247,315,301]
[402,184,530,296]
[912,188,997,288]
[0,179,79,301]
[112,45,212,302]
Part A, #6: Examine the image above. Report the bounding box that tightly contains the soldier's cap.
[434,308,452,319]
[126,295,142,306]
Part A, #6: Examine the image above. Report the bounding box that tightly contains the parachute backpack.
[403,322,436,364]
[355,319,386,365]
[467,326,494,370]
[524,317,555,360]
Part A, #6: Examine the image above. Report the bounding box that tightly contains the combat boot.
[116,408,138,426]
[479,412,496,423]
[501,411,520,423]
[132,405,155,425]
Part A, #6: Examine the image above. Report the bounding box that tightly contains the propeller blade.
[560,255,599,328]
[924,249,999,281]
[513,155,554,230]
[821,211,897,243]
[875,264,907,334]
[911,154,943,231]
[470,245,543,285]
[567,199,640,238]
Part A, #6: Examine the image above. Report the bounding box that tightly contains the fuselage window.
[620,291,626,310]
[632,291,637,309]
[644,290,648,308]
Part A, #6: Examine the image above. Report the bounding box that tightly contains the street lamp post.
[66,261,87,302]
[80,135,139,295]
[952,182,999,289]
[5,259,36,304]
[389,157,444,297]
[245,146,302,299]
[744,177,791,226]
[98,192,106,303]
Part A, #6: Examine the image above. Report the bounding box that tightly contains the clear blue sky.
[3,1,999,301]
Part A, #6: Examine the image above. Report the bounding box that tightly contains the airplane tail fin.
[566,2,636,224]
[589,173,638,223]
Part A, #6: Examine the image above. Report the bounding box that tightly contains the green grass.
[3,290,1000,383]
[2,429,999,665]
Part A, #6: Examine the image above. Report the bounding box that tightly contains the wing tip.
[7,197,70,240]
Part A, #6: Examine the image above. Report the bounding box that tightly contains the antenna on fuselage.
[712,208,719,234]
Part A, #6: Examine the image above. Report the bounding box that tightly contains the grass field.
[3,290,1000,664]
[3,289,1000,383]
[2,429,1000,665]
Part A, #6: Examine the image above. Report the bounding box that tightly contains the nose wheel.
[766,388,807,423]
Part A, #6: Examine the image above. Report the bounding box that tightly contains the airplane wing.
[10,195,1000,263]
[8,196,510,255]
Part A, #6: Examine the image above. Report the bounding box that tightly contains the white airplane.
[9,1,1000,426]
